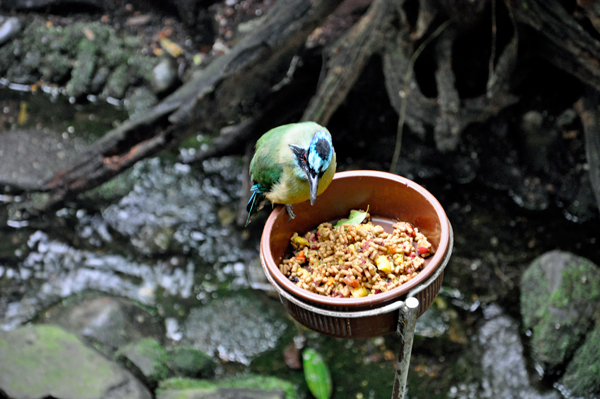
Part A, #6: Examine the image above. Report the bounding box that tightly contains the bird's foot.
[285,204,296,221]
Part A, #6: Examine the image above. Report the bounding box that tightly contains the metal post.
[391,297,419,399]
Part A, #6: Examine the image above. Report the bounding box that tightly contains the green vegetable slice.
[333,206,369,228]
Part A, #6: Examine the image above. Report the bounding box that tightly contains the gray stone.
[0,17,21,45]
[150,57,179,94]
[0,324,152,399]
[0,128,90,190]
[182,292,291,365]
[477,305,560,399]
[43,295,165,354]
[520,250,600,370]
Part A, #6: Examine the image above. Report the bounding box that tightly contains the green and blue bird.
[245,122,337,226]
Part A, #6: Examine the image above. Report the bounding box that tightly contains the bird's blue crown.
[308,130,333,176]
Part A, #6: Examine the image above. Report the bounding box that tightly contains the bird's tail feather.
[245,185,266,226]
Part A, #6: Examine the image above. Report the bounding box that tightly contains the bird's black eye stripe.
[314,139,330,160]
[290,144,308,168]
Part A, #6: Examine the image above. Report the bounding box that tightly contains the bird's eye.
[303,154,307,163]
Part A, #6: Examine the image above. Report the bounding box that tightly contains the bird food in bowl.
[260,170,452,338]
[279,211,434,298]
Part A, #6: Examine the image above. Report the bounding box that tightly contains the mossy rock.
[116,337,170,386]
[157,375,297,399]
[166,345,217,378]
[0,324,151,399]
[520,250,600,370]
[560,322,600,397]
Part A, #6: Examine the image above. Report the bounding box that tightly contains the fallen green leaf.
[334,206,369,228]
[302,348,332,399]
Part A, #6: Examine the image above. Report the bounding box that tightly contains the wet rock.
[157,375,297,399]
[150,57,179,94]
[182,291,292,365]
[0,16,21,46]
[166,345,216,378]
[101,157,252,265]
[0,324,152,399]
[116,337,170,387]
[449,304,560,399]
[43,295,165,355]
[2,157,250,329]
[559,322,600,398]
[474,305,560,399]
[520,250,600,371]
[0,128,90,189]
[2,228,197,329]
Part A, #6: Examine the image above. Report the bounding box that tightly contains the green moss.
[158,377,217,391]
[157,375,298,399]
[0,325,120,399]
[1,17,158,98]
[561,324,600,397]
[552,261,600,307]
[521,251,600,370]
[520,257,548,329]
[67,39,98,97]
[116,338,170,384]
[219,374,298,398]
[103,64,130,99]
[166,346,216,378]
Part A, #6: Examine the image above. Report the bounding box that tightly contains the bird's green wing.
[250,153,283,190]
[249,125,289,190]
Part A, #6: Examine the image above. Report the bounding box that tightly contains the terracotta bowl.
[260,170,452,338]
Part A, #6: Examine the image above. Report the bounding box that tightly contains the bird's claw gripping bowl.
[260,170,452,338]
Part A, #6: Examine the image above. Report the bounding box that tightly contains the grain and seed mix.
[279,212,434,298]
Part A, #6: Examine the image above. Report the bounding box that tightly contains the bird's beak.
[307,170,319,205]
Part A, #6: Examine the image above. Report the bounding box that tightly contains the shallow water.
[1,88,599,398]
